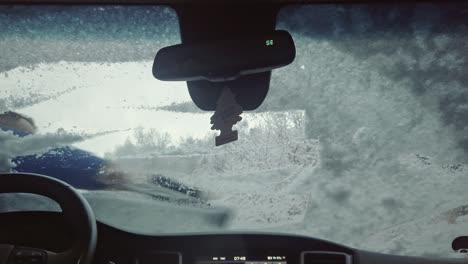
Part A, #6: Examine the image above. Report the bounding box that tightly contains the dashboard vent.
[301,251,351,264]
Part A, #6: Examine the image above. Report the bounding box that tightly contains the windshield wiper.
[116,182,208,207]
[150,174,201,198]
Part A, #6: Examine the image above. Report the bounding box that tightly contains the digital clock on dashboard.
[195,255,287,264]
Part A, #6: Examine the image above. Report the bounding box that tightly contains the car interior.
[1,0,468,264]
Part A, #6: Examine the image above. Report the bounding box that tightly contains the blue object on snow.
[12,146,107,190]
[1,127,106,190]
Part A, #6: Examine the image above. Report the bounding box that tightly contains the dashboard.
[96,223,354,264]
[0,211,466,264]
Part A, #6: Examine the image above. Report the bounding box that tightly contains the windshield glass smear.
[1,4,468,258]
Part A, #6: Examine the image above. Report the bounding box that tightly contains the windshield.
[1,3,468,258]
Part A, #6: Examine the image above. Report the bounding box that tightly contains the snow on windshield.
[270,4,468,257]
[1,3,468,258]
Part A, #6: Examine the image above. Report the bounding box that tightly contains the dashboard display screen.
[195,255,287,264]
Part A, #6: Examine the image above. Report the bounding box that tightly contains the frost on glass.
[1,3,468,258]
[269,3,468,257]
[0,6,178,74]
[0,6,180,171]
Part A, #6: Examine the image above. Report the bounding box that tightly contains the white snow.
[0,62,209,156]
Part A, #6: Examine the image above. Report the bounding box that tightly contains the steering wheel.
[0,173,97,264]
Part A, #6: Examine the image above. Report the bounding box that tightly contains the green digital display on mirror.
[266,39,274,46]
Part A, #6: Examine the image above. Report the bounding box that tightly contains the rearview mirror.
[153,30,296,82]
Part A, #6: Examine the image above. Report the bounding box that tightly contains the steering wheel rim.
[0,172,97,264]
